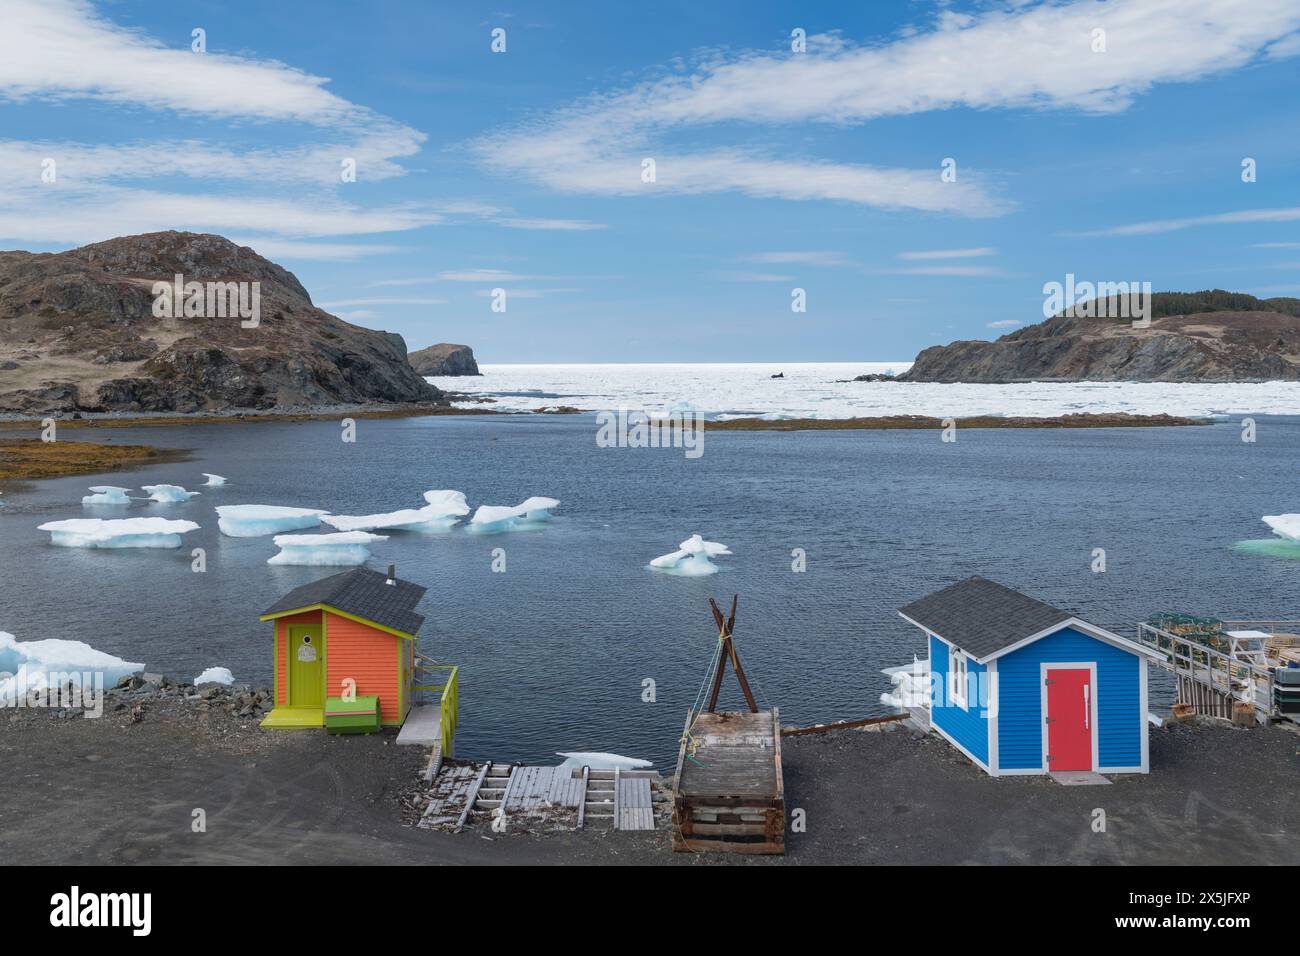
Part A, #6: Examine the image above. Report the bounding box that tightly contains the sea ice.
[0,631,143,702]
[322,489,470,533]
[555,752,654,771]
[267,531,388,566]
[469,496,559,533]
[1262,514,1300,541]
[38,517,200,549]
[142,484,201,503]
[649,534,731,576]
[201,473,227,486]
[194,666,234,685]
[216,505,329,537]
[82,485,133,505]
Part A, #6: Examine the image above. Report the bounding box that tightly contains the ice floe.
[38,517,200,548]
[201,474,227,486]
[142,484,201,503]
[555,752,654,771]
[322,489,470,533]
[0,631,143,703]
[82,485,133,505]
[469,496,559,533]
[267,531,388,566]
[194,666,234,685]
[649,534,731,576]
[1262,514,1300,541]
[216,505,329,537]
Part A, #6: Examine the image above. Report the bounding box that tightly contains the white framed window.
[949,649,969,709]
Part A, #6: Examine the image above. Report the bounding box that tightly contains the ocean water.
[2,407,1298,768]
[430,362,1300,419]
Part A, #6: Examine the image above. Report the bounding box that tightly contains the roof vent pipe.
[386,564,396,586]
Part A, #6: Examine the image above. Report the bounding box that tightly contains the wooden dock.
[672,708,785,854]
[1138,620,1294,724]
[419,762,666,833]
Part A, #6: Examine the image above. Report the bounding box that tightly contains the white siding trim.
[978,617,1161,664]
[1039,661,1099,773]
[987,658,1000,776]
[1138,658,1150,773]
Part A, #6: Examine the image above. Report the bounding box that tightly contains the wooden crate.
[672,708,785,854]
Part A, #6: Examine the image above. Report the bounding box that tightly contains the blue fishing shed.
[898,576,1160,777]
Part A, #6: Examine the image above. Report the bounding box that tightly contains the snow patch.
[216,505,329,537]
[555,752,654,771]
[469,496,559,533]
[38,517,200,548]
[649,534,731,576]
[268,531,388,566]
[142,484,200,503]
[1263,514,1300,541]
[194,666,234,685]
[82,486,133,505]
[322,489,470,533]
[0,630,143,699]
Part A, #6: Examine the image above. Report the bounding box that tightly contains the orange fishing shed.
[258,566,426,729]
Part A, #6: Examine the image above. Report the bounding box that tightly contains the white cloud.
[1074,207,1300,237]
[713,271,796,282]
[899,247,997,260]
[318,298,447,308]
[885,265,1005,277]
[1251,241,1300,249]
[495,217,607,231]
[227,239,404,262]
[436,269,556,282]
[747,251,849,266]
[473,0,1300,213]
[988,319,1021,329]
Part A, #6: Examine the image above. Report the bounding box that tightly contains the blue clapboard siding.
[996,627,1142,771]
[930,634,990,766]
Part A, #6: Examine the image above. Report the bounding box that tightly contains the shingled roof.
[261,567,426,636]
[898,575,1073,660]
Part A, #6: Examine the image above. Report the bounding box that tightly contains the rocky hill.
[408,343,480,376]
[901,291,1300,383]
[0,232,443,414]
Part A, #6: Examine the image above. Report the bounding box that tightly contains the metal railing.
[1137,622,1278,719]
[413,660,458,757]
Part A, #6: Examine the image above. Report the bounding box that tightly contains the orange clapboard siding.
[275,610,319,706]
[324,612,403,724]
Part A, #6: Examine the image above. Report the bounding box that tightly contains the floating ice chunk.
[216,505,329,537]
[555,752,654,771]
[82,485,133,505]
[194,666,234,685]
[469,496,560,533]
[0,631,143,703]
[142,484,200,503]
[267,531,388,566]
[322,489,470,533]
[1263,514,1300,541]
[649,534,731,576]
[38,517,199,549]
[201,474,227,486]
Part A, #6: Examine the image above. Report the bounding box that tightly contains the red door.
[1046,668,1093,771]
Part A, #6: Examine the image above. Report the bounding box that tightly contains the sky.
[2,0,1299,362]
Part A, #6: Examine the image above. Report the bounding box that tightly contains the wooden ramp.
[673,708,785,854]
[418,763,665,833]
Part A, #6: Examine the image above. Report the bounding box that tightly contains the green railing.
[413,662,458,757]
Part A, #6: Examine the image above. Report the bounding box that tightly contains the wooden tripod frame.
[704,595,759,713]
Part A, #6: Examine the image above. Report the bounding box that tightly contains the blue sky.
[2,0,1299,362]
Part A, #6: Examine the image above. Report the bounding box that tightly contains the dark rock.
[901,295,1300,383]
[407,343,480,376]
[0,231,447,413]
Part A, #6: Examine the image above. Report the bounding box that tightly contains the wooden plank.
[455,762,491,832]
[780,712,908,737]
[576,766,589,830]
[612,767,621,831]
[771,707,784,802]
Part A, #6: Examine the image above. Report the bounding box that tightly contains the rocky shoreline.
[707,412,1207,431]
